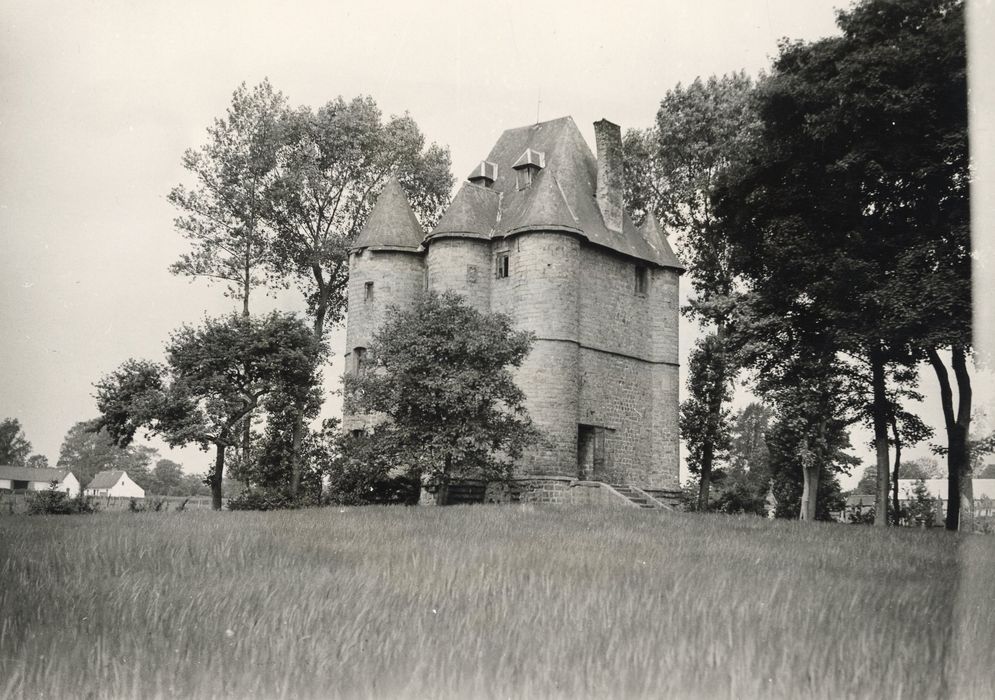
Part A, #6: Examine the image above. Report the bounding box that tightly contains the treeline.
[623,0,983,529]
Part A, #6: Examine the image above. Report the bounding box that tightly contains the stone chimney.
[594,119,624,233]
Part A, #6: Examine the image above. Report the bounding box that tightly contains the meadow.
[1,506,992,699]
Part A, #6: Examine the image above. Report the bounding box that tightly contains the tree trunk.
[870,349,891,527]
[697,439,714,511]
[289,405,305,500]
[927,346,972,531]
[889,412,902,525]
[697,323,730,512]
[799,463,819,521]
[211,443,226,511]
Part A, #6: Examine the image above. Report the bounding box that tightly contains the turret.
[343,177,426,433]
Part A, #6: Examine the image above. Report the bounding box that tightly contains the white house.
[0,465,80,496]
[84,470,145,499]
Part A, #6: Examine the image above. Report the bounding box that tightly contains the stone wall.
[425,237,492,313]
[343,248,425,431]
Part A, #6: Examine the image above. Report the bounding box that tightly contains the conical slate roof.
[428,116,683,270]
[351,178,424,252]
[431,182,500,239]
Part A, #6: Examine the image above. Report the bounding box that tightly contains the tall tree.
[168,80,286,316]
[0,418,32,466]
[263,96,452,497]
[94,313,325,510]
[56,421,158,488]
[267,96,453,339]
[623,73,760,510]
[680,334,733,509]
[717,0,969,527]
[343,291,541,498]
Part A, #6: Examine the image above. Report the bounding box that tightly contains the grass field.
[1,506,993,699]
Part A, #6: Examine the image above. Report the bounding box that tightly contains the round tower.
[342,178,426,433]
[423,162,500,313]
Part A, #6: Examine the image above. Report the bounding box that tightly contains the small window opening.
[364,281,374,301]
[634,266,649,296]
[516,168,535,190]
[350,429,365,439]
[466,265,478,284]
[496,254,510,279]
[353,347,367,375]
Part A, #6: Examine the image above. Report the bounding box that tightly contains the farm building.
[344,116,683,506]
[84,470,145,499]
[0,465,80,496]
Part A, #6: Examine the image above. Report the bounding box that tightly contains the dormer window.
[468,160,498,188]
[512,148,545,190]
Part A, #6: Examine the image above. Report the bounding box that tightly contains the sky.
[1,0,991,487]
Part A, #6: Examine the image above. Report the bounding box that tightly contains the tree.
[343,291,541,495]
[855,465,877,495]
[25,454,50,469]
[902,457,943,480]
[56,420,158,489]
[716,0,968,528]
[94,313,325,510]
[708,402,774,515]
[624,73,760,513]
[0,418,32,465]
[679,334,733,509]
[150,459,185,496]
[168,80,286,316]
[266,96,453,339]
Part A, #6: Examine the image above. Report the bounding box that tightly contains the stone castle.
[343,116,683,504]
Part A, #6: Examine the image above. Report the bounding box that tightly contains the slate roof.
[0,465,72,483]
[86,470,125,490]
[428,116,683,270]
[351,177,424,252]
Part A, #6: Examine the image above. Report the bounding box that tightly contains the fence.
[0,492,214,515]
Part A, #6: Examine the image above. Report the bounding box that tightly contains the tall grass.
[1,507,992,699]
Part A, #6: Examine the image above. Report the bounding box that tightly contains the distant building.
[85,470,145,499]
[344,116,683,502]
[843,494,876,521]
[897,478,995,518]
[0,465,80,496]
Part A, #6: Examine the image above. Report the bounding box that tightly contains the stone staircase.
[608,484,670,509]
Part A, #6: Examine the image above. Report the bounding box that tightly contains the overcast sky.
[2,0,991,485]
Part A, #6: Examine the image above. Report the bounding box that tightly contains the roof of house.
[0,465,72,483]
[86,470,126,490]
[897,478,995,500]
[845,494,876,507]
[351,177,425,252]
[428,116,683,270]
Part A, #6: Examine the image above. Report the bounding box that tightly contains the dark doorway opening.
[577,425,607,480]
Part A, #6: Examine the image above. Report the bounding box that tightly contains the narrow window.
[516,168,533,190]
[353,347,367,375]
[364,281,374,301]
[496,254,510,279]
[634,266,648,296]
[466,265,478,284]
[350,429,364,439]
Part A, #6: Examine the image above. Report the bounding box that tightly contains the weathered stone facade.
[344,116,683,493]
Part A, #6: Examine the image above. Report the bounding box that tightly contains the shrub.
[323,431,420,506]
[227,489,300,511]
[26,491,97,515]
[129,497,167,513]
